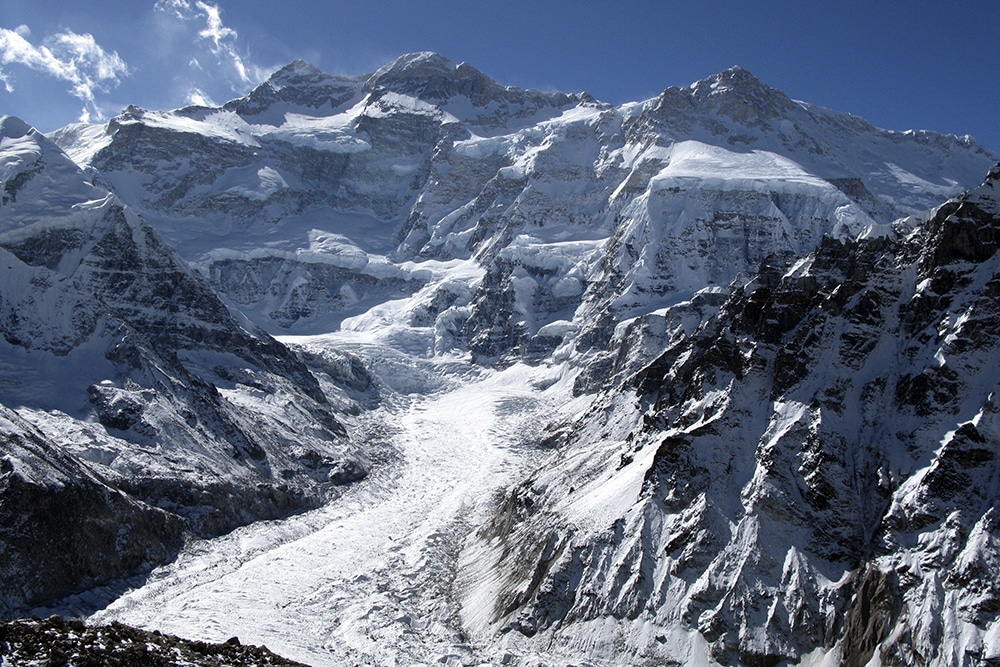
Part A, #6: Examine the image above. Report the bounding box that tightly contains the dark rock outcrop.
[0,407,182,615]
[0,616,308,666]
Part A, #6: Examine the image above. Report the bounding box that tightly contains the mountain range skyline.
[1,1,998,153]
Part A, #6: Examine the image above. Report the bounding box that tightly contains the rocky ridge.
[459,165,1000,665]
[0,615,307,666]
[0,116,368,613]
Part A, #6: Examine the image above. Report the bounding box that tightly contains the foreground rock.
[0,616,307,666]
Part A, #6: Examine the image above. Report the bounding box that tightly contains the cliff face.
[0,404,182,614]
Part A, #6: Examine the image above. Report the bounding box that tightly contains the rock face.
[0,406,182,615]
[461,166,1000,665]
[0,116,367,612]
[51,54,591,335]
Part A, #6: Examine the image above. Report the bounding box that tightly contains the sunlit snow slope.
[53,55,997,364]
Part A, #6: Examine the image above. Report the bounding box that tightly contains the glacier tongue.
[86,337,584,667]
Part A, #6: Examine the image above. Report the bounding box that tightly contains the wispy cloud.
[0,25,128,122]
[154,0,266,102]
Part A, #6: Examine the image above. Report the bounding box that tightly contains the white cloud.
[0,24,128,122]
[153,0,195,21]
[154,0,265,99]
[196,2,237,52]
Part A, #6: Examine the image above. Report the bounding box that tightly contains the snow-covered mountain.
[52,54,996,364]
[2,52,999,665]
[460,166,1000,665]
[0,115,368,613]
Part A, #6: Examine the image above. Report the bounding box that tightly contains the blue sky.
[1,1,998,153]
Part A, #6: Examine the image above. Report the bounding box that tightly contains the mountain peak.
[651,65,797,130]
[689,65,775,98]
[364,52,501,104]
[0,116,35,140]
[267,59,328,86]
[259,59,365,93]
[371,51,458,78]
[223,60,364,120]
